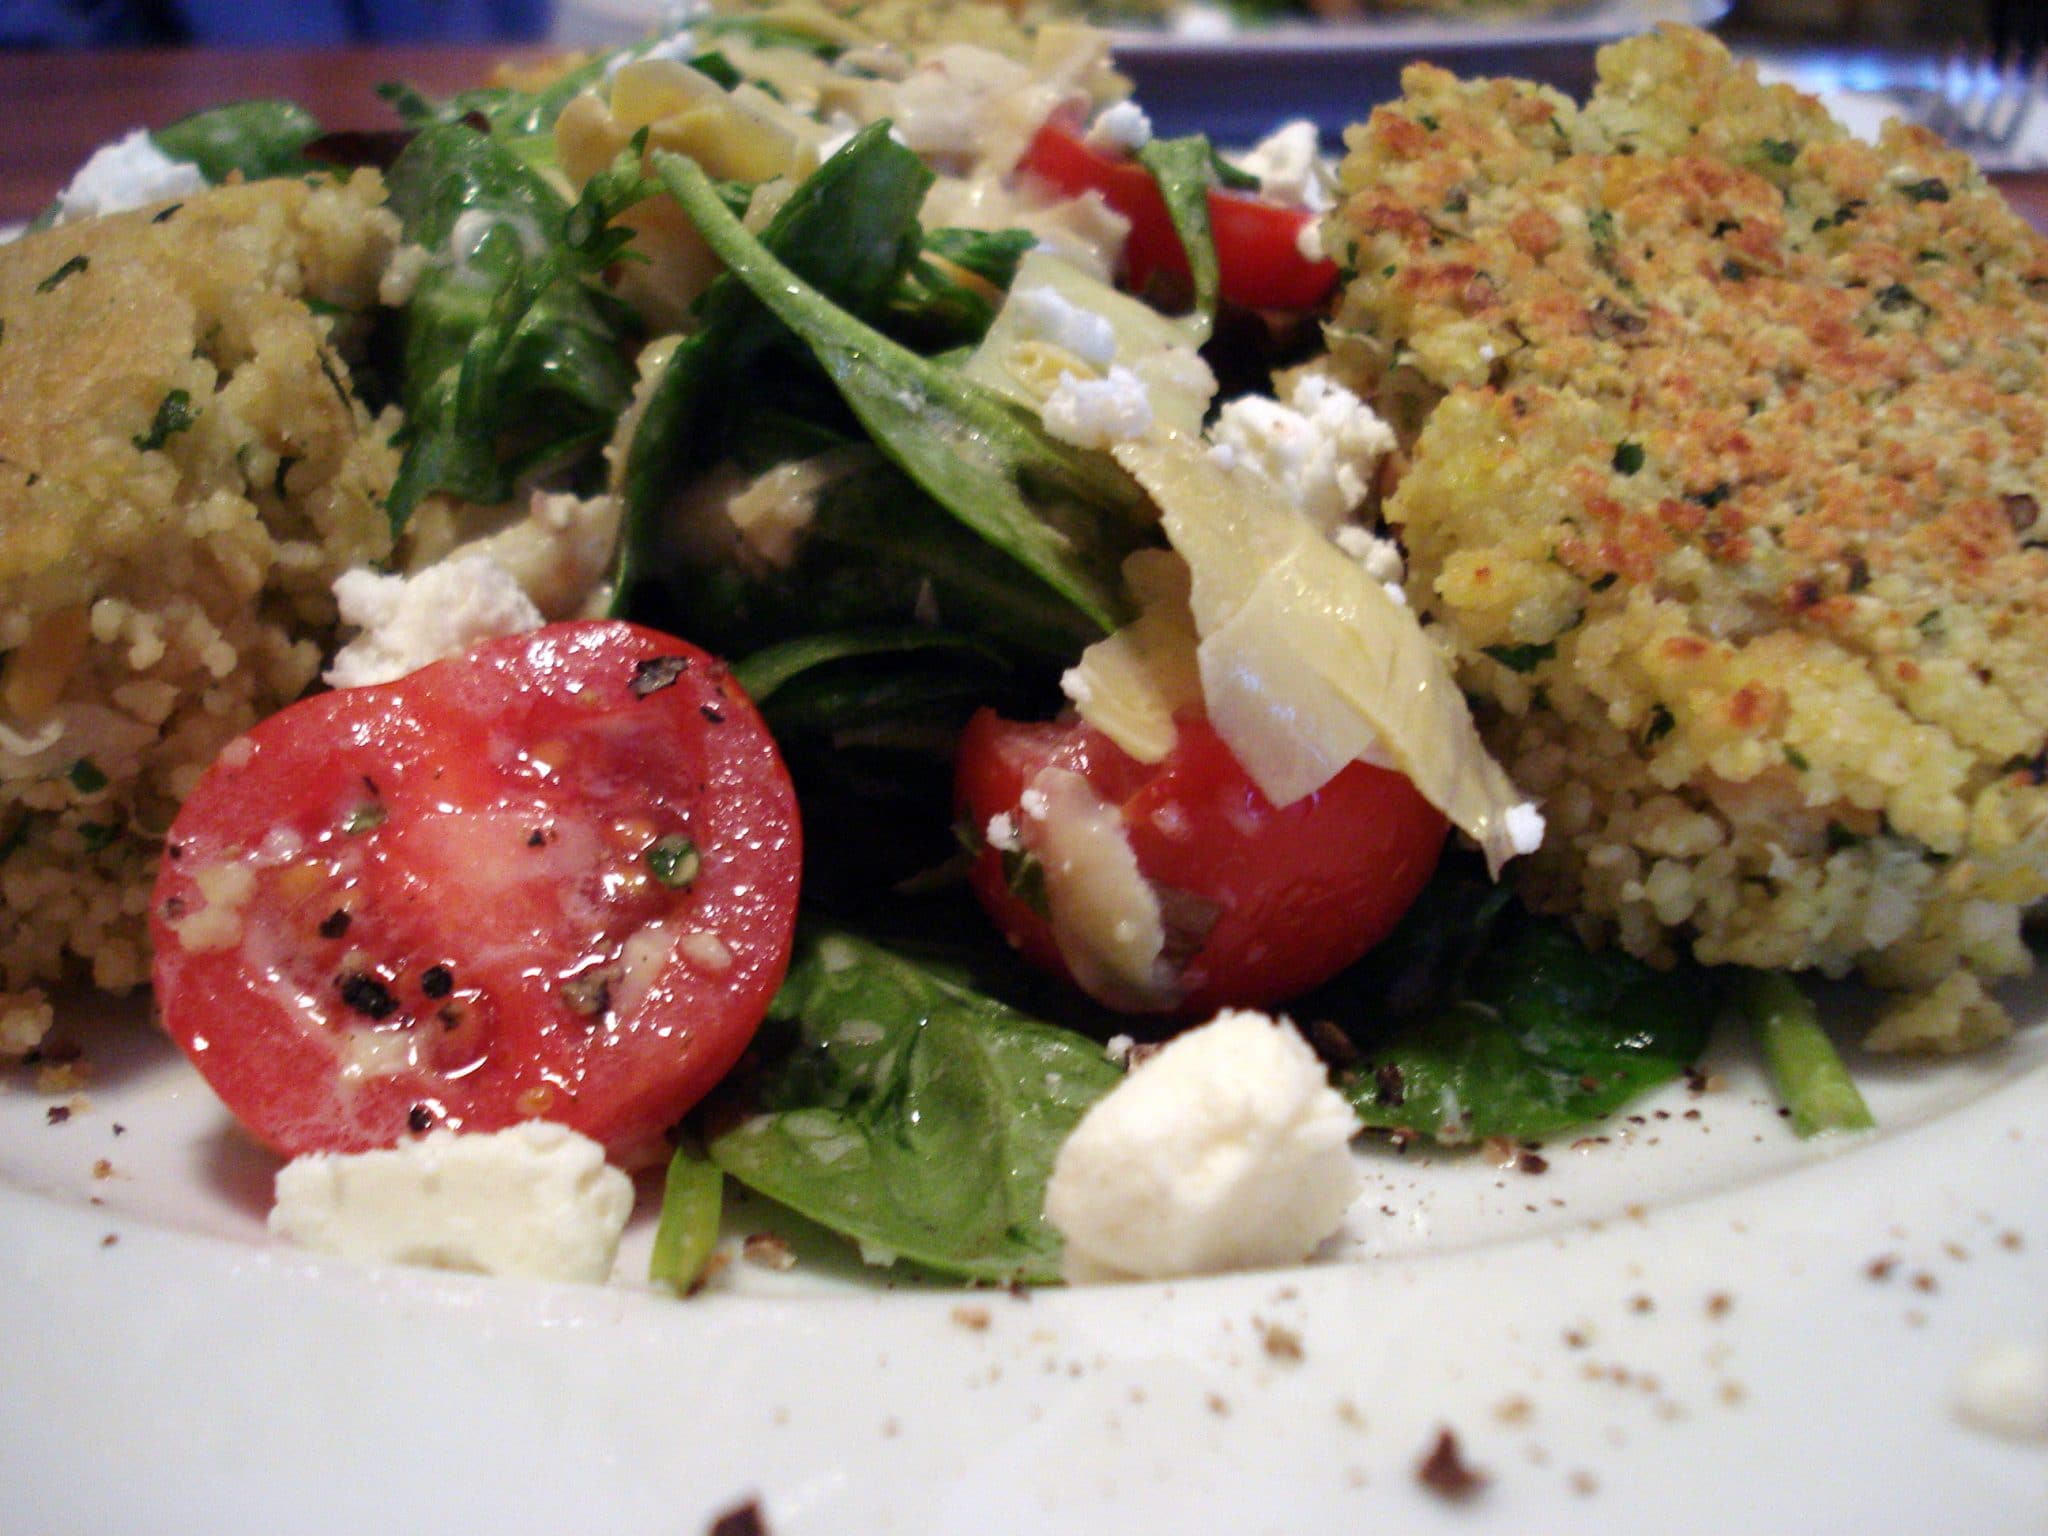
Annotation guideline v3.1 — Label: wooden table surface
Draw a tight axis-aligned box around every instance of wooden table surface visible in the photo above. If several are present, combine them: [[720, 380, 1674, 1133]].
[[1, 42, 2045, 227]]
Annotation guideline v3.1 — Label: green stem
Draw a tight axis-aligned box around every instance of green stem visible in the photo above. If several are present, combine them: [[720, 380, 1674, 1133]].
[[648, 1138, 723, 1295], [1737, 970, 1875, 1138]]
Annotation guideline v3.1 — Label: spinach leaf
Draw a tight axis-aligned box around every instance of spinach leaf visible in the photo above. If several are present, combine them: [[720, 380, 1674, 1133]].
[[612, 122, 934, 614], [704, 928, 1121, 1283], [882, 227, 1037, 352], [1134, 134, 1224, 321], [654, 145, 1149, 636], [1326, 865, 1718, 1141], [152, 99, 323, 183], [655, 448, 1106, 664], [381, 124, 649, 530], [733, 627, 1006, 704], [735, 624, 1035, 906]]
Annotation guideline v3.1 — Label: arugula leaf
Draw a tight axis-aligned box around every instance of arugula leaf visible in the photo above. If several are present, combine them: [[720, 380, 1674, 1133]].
[[378, 50, 611, 150], [704, 928, 1121, 1283], [381, 124, 649, 530], [152, 99, 323, 183], [655, 145, 1148, 635], [1323, 860, 1718, 1141], [1134, 134, 1224, 321]]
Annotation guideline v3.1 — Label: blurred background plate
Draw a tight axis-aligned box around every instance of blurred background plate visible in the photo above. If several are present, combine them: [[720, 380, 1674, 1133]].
[[555, 0, 1730, 140], [1113, 0, 1732, 139]]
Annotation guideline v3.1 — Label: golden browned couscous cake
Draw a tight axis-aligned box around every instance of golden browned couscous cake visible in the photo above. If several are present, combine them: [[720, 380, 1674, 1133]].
[[0, 174, 400, 1054], [1328, 25, 2048, 1048]]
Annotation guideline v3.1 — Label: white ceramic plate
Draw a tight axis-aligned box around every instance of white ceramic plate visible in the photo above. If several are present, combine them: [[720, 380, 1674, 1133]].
[[4, 972, 2044, 1534]]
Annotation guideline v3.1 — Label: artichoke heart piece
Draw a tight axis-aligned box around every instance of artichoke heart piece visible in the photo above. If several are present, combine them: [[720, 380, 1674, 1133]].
[[556, 57, 827, 328], [963, 250, 1212, 436], [1111, 435, 1532, 875], [1062, 548, 1201, 764]]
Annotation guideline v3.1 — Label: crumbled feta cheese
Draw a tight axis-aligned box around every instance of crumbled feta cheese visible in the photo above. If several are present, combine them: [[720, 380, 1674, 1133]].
[[1042, 366, 1154, 449], [1296, 216, 1326, 264], [269, 1122, 634, 1285], [324, 553, 543, 689], [1208, 373, 1397, 532], [1956, 1339, 2048, 1440], [1230, 120, 1332, 213], [1505, 801, 1546, 856], [464, 489, 622, 619], [1085, 101, 1153, 155], [1045, 1009, 1362, 1282], [54, 130, 206, 225], [985, 811, 1022, 852], [1332, 526, 1405, 587], [1010, 284, 1120, 369]]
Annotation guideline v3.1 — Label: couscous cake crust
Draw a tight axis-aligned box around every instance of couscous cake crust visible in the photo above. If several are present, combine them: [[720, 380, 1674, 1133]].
[[0, 175, 399, 1052], [1329, 25, 2048, 1047]]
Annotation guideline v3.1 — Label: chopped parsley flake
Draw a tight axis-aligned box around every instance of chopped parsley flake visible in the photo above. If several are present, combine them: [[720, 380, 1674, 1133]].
[[67, 758, 109, 795], [343, 801, 387, 835], [1901, 178, 1950, 204], [132, 388, 198, 452], [36, 255, 88, 294], [1758, 139, 1799, 166], [1644, 704, 1676, 745], [1612, 441, 1646, 476], [646, 834, 701, 889]]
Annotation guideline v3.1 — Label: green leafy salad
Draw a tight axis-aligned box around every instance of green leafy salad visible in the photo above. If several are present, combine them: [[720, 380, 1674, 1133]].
[[52, 1, 1877, 1291]]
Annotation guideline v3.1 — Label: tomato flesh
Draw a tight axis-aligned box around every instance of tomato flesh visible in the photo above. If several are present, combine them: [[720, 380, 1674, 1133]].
[[956, 708, 1446, 1016], [1017, 120, 1341, 312], [151, 621, 801, 1166]]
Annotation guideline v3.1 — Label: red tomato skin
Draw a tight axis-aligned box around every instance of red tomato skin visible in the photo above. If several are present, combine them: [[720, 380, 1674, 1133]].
[[151, 621, 801, 1167], [956, 709, 1446, 1016], [1017, 120, 1341, 312]]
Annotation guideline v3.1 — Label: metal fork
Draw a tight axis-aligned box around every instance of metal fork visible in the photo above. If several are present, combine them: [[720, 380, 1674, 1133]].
[[1919, 45, 2046, 156]]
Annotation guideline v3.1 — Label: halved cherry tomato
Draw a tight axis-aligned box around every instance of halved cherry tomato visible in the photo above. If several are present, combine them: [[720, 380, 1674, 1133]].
[[956, 708, 1445, 1016], [1017, 119, 1341, 312], [151, 620, 801, 1167]]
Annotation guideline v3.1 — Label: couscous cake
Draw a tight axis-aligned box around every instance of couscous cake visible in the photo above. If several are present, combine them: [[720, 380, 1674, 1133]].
[[0, 174, 400, 1053], [1327, 25, 2048, 1046]]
